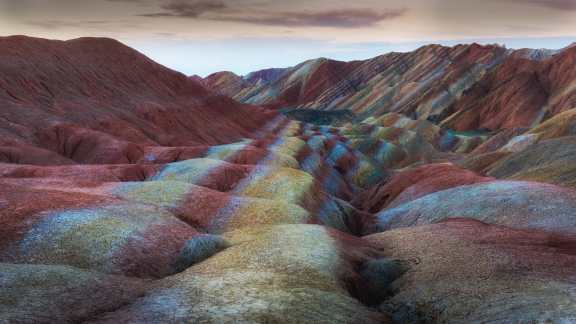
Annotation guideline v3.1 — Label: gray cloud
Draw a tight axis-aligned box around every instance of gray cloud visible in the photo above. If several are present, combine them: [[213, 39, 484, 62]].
[[507, 0, 576, 10], [139, 0, 227, 18], [139, 0, 407, 28], [213, 8, 408, 28]]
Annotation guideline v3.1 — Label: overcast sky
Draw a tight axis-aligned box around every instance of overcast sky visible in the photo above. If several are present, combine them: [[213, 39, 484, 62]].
[[1, 0, 575, 76]]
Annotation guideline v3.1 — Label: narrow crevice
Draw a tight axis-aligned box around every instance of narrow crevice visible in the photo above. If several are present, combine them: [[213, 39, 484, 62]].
[[346, 258, 409, 307]]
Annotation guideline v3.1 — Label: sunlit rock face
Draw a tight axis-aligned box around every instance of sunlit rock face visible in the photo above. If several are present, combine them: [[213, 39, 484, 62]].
[[2, 36, 576, 323]]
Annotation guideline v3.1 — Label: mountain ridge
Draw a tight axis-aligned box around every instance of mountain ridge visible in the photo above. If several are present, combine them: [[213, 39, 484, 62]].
[[204, 41, 576, 131]]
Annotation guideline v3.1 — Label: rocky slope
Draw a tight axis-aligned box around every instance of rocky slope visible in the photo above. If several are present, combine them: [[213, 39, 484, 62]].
[[0, 36, 275, 165], [206, 43, 576, 131], [2, 37, 576, 323]]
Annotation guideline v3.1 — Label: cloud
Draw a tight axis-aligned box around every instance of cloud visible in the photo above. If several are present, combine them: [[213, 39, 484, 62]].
[[213, 8, 408, 28], [139, 0, 407, 28], [139, 0, 227, 18], [507, 0, 576, 10]]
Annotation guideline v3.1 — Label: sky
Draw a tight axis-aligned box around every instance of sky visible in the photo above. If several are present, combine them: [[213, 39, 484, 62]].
[[0, 0, 575, 76]]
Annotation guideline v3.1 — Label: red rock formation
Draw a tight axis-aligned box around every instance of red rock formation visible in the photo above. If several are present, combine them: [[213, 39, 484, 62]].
[[0, 36, 275, 165], [208, 43, 509, 121], [443, 46, 576, 130], [353, 163, 492, 213], [209, 43, 576, 132]]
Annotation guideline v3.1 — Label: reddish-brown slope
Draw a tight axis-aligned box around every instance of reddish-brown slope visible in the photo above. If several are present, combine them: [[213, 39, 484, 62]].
[[441, 55, 546, 130], [210, 43, 576, 132], [0, 36, 275, 165], [352, 163, 492, 213], [209, 43, 507, 118], [278, 58, 361, 108], [443, 46, 576, 130]]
